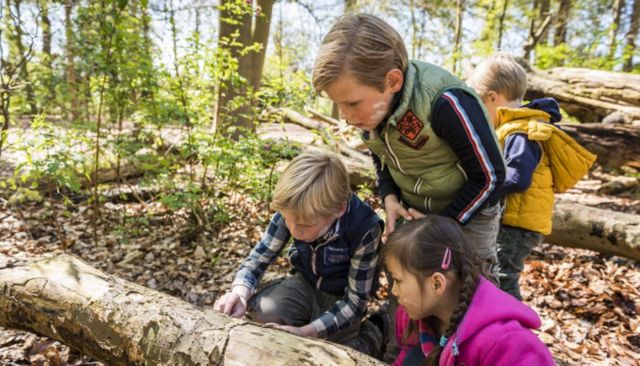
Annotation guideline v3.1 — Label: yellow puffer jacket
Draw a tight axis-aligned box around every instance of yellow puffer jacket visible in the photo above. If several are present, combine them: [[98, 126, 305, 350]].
[[495, 108, 596, 235]]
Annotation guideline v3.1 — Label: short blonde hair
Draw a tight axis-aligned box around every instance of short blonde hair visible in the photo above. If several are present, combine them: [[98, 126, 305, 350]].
[[271, 150, 351, 221], [466, 52, 527, 101], [313, 13, 408, 93]]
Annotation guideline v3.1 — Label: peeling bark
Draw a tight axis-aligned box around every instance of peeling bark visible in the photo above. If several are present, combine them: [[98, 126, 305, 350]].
[[0, 254, 384, 366]]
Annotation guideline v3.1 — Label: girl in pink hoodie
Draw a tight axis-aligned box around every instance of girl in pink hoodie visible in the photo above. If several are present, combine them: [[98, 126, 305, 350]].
[[382, 216, 555, 366]]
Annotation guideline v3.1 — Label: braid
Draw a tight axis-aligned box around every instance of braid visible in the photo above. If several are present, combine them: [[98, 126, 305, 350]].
[[423, 255, 480, 366]]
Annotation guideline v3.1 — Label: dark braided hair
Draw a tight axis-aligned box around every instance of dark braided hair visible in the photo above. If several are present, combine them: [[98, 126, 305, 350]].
[[381, 216, 482, 366]]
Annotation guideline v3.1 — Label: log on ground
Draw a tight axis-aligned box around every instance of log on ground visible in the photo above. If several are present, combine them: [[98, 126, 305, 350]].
[[0, 254, 384, 366], [546, 200, 640, 262]]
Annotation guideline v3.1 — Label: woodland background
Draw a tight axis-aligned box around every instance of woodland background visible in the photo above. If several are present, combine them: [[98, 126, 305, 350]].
[[0, 0, 639, 365]]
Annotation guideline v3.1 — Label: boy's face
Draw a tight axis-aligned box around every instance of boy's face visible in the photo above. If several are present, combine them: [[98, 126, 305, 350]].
[[280, 208, 343, 242], [324, 70, 403, 132]]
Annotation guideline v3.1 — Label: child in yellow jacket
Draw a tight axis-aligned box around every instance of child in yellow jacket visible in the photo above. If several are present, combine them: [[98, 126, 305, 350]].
[[467, 53, 596, 300]]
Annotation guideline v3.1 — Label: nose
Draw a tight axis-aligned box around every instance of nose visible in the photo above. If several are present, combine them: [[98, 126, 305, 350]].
[[391, 283, 399, 297], [339, 105, 352, 121]]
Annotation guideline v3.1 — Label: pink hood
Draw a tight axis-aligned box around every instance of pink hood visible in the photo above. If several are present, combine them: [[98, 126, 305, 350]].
[[439, 277, 555, 365]]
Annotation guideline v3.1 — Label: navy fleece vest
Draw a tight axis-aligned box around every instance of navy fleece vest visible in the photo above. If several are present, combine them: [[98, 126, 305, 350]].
[[288, 194, 383, 295]]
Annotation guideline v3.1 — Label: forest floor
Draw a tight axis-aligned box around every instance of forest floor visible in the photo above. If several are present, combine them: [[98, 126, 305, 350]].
[[0, 172, 639, 366]]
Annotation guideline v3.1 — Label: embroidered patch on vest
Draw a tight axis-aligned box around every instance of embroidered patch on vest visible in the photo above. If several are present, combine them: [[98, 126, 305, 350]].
[[397, 110, 424, 140], [399, 135, 428, 150], [324, 246, 350, 265]]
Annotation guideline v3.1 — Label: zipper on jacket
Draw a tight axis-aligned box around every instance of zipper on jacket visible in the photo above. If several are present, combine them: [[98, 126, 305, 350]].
[[311, 241, 332, 289], [383, 131, 407, 174]]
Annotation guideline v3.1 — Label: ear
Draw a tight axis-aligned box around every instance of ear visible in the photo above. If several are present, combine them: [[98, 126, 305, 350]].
[[335, 201, 348, 218], [384, 68, 404, 93], [431, 272, 448, 295], [486, 90, 498, 104]]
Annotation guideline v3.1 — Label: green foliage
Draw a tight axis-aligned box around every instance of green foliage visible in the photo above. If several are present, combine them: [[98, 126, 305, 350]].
[[10, 115, 92, 194]]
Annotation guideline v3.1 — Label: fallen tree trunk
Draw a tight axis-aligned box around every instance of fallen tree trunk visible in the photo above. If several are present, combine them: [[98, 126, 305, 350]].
[[525, 67, 640, 124], [558, 123, 640, 170], [546, 200, 640, 261], [0, 254, 383, 366]]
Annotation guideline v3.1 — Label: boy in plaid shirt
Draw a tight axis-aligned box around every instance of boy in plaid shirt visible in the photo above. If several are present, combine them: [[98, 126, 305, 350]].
[[215, 150, 384, 356]]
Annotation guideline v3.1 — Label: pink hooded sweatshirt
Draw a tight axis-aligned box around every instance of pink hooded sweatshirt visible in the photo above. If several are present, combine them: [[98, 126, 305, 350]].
[[394, 277, 555, 366]]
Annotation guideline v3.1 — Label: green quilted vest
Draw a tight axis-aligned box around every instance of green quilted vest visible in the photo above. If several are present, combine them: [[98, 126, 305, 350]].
[[363, 60, 496, 213]]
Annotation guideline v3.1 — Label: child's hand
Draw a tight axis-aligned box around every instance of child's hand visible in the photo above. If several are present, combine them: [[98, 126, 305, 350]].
[[383, 194, 414, 241], [214, 285, 251, 317], [407, 208, 426, 219]]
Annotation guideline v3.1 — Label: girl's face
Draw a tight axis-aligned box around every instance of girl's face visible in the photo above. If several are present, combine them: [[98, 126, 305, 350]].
[[387, 256, 443, 320], [323, 70, 403, 132]]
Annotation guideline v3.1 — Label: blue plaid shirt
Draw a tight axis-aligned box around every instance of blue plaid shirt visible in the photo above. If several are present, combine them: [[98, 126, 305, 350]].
[[232, 210, 382, 338]]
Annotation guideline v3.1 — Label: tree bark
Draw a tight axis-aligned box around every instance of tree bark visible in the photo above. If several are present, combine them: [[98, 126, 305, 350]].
[[553, 0, 573, 47], [250, 0, 275, 92], [624, 0, 640, 71], [608, 0, 625, 60], [64, 0, 79, 121], [39, 0, 55, 103], [524, 66, 640, 123], [10, 0, 37, 116], [452, 0, 464, 74], [496, 0, 509, 50], [557, 123, 640, 170], [0, 254, 384, 366], [546, 200, 640, 261]]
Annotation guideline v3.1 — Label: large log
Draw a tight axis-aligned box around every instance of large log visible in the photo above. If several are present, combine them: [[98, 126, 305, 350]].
[[525, 67, 640, 124], [546, 200, 640, 261], [0, 254, 383, 366], [557, 123, 640, 170]]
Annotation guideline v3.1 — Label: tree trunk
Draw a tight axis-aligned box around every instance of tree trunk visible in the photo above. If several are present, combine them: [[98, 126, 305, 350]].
[[557, 123, 640, 170], [496, 0, 509, 50], [452, 0, 464, 74], [624, 0, 640, 71], [546, 200, 640, 261], [10, 0, 37, 116], [0, 254, 384, 366], [524, 66, 640, 123], [64, 0, 79, 121], [608, 0, 625, 60], [216, 0, 258, 138], [39, 0, 55, 103], [553, 0, 572, 47], [250, 0, 275, 92]]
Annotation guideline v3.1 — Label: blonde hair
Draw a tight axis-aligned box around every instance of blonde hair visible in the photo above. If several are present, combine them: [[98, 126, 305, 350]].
[[466, 52, 527, 101], [271, 150, 351, 221], [312, 13, 408, 93]]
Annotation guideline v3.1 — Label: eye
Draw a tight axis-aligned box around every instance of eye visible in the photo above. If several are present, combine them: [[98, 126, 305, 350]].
[[348, 101, 359, 107]]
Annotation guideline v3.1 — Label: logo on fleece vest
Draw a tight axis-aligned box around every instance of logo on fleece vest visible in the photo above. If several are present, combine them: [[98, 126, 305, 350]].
[[324, 245, 350, 264], [397, 110, 428, 150]]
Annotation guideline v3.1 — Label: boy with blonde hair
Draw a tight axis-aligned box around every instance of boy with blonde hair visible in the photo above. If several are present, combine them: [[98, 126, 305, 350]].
[[314, 14, 506, 362], [467, 52, 596, 300], [313, 13, 506, 279], [214, 150, 385, 355]]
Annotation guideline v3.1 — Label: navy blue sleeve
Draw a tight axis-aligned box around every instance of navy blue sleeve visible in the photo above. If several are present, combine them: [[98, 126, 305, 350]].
[[502, 134, 542, 194], [371, 151, 401, 200], [430, 89, 506, 225]]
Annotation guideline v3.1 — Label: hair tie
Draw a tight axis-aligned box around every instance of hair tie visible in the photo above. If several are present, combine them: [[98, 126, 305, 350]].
[[441, 247, 452, 270], [439, 335, 448, 347]]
